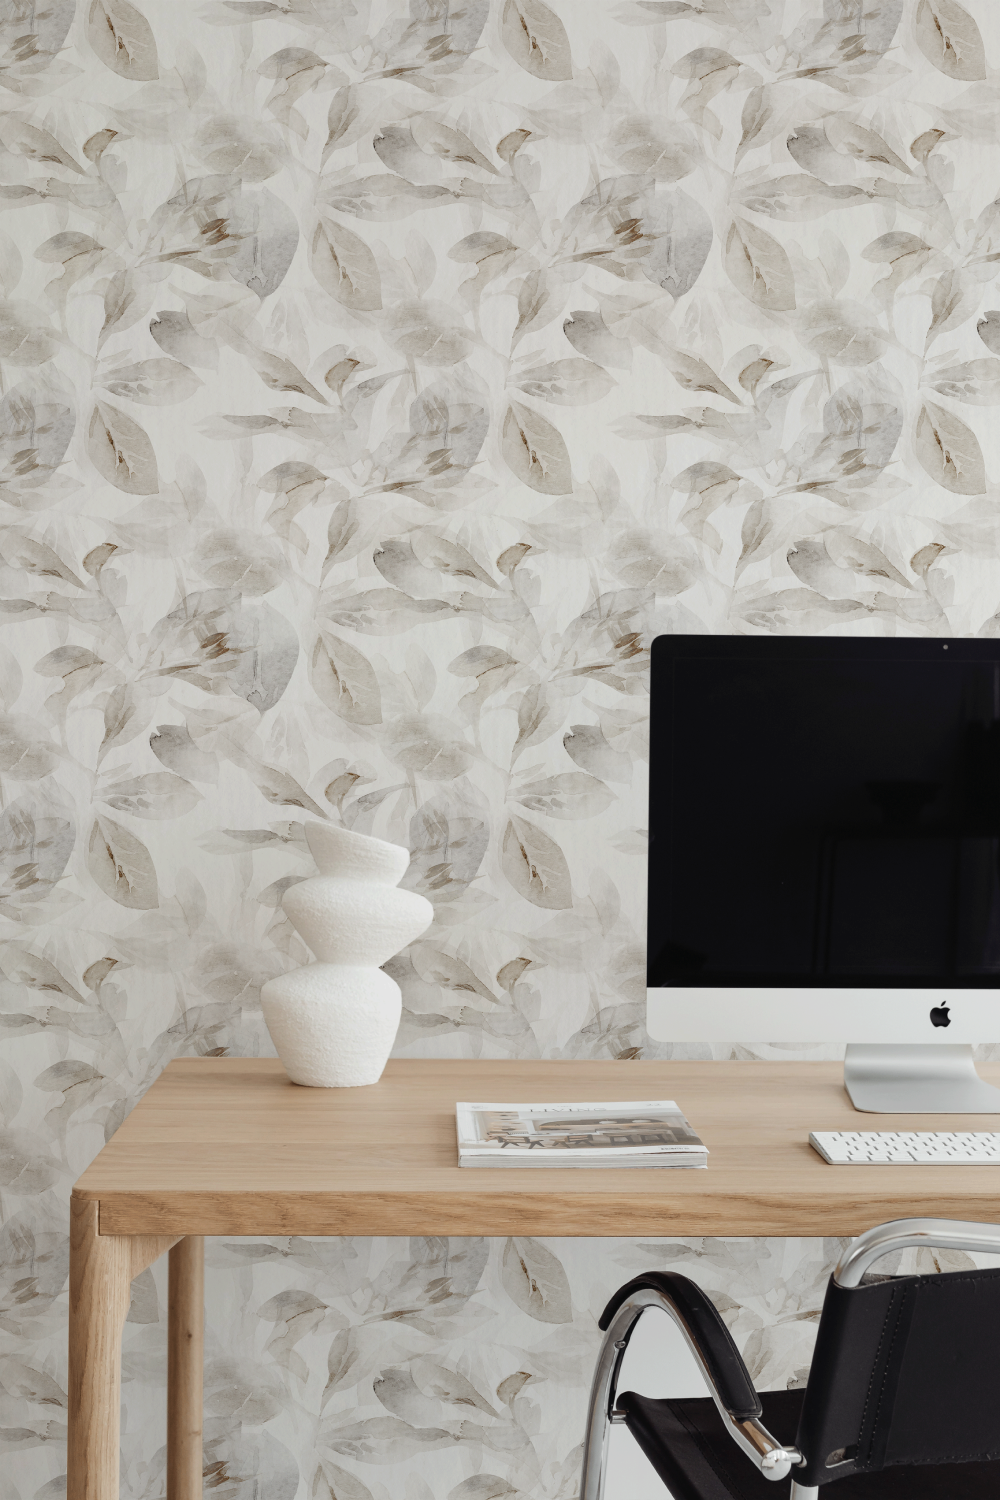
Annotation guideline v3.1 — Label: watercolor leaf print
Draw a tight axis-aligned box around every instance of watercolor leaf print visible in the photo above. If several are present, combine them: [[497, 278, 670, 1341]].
[[511, 358, 615, 406], [311, 220, 383, 313], [724, 218, 796, 310], [97, 772, 202, 820], [0, 717, 59, 779], [501, 403, 573, 494], [87, 0, 159, 80], [562, 309, 632, 369], [736, 85, 773, 165], [500, 1238, 572, 1323], [501, 0, 573, 81], [98, 359, 202, 406], [510, 772, 615, 819], [915, 401, 987, 494], [87, 401, 159, 494], [6, 0, 1000, 1495], [501, 816, 572, 909], [929, 359, 1000, 404], [914, 0, 986, 81], [87, 815, 159, 909], [149, 310, 219, 369], [311, 633, 383, 726]]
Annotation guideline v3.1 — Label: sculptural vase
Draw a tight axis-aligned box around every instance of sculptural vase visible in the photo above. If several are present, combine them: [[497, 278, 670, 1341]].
[[260, 824, 433, 1087]]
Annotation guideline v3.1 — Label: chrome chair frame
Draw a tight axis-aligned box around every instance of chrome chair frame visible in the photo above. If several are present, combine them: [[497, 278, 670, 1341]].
[[580, 1216, 1000, 1500]]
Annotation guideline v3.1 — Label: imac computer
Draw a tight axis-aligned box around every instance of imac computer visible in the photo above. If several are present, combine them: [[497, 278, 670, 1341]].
[[646, 635, 1000, 1112]]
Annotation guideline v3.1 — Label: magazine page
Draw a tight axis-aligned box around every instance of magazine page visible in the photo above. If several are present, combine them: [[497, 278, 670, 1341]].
[[456, 1100, 707, 1159]]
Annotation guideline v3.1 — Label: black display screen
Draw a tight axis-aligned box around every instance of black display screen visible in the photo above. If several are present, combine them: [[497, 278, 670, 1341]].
[[648, 637, 1000, 989]]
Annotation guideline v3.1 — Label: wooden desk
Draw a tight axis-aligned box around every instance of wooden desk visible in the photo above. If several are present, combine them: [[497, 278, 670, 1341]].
[[68, 1057, 1000, 1500]]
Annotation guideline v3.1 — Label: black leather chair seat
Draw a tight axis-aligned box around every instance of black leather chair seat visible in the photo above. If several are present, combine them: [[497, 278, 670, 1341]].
[[619, 1388, 1000, 1499]]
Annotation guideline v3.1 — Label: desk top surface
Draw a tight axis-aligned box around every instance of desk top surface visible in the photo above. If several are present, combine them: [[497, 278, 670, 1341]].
[[73, 1057, 1000, 1237]]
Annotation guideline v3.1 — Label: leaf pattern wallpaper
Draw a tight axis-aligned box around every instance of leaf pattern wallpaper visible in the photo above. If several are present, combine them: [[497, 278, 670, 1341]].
[[4, 0, 1000, 1495]]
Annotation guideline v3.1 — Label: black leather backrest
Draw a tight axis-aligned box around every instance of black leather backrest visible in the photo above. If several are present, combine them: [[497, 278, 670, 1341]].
[[794, 1265, 1000, 1488]]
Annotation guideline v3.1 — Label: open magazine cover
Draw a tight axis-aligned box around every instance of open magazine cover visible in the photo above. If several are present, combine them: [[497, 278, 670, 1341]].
[[456, 1100, 708, 1168]]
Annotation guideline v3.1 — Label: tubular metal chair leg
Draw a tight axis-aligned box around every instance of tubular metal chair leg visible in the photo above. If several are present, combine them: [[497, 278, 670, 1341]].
[[580, 1304, 632, 1500], [790, 1486, 818, 1499]]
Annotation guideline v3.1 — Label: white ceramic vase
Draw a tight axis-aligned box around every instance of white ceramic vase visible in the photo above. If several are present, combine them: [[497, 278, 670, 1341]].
[[260, 824, 433, 1087]]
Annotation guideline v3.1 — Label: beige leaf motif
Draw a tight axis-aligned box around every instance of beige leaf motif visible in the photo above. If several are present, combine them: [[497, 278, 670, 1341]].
[[501, 402, 572, 495], [385, 301, 473, 365], [511, 772, 615, 819], [0, 715, 59, 779], [410, 117, 497, 174], [98, 270, 141, 351], [735, 175, 868, 222], [929, 358, 1000, 405], [925, 269, 974, 351], [149, 310, 219, 371], [87, 0, 159, 80], [724, 219, 795, 312], [449, 232, 517, 263], [665, 352, 741, 403], [500, 0, 573, 82], [911, 542, 949, 577], [99, 358, 201, 406], [911, 128, 946, 163], [311, 633, 382, 725], [978, 312, 1000, 355], [99, 772, 202, 820], [87, 815, 159, 909], [501, 815, 572, 909], [383, 715, 473, 780], [0, 301, 57, 365], [736, 85, 772, 165], [500, 1237, 572, 1322], [87, 401, 159, 495], [513, 358, 615, 405], [3, 121, 84, 175], [562, 309, 632, 370], [497, 128, 532, 163], [311, 220, 382, 312], [825, 119, 911, 175], [915, 401, 987, 494], [914, 0, 986, 81], [607, 115, 696, 179], [673, 47, 740, 137], [737, 497, 774, 578], [83, 129, 118, 164], [511, 269, 557, 350], [322, 88, 365, 165], [800, 301, 887, 366], [824, 532, 911, 589]]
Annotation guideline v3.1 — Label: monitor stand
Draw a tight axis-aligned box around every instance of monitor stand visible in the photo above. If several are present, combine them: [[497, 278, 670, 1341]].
[[845, 1044, 1000, 1113]]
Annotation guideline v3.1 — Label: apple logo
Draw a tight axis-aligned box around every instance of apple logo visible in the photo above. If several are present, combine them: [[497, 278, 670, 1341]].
[[930, 1004, 951, 1028]]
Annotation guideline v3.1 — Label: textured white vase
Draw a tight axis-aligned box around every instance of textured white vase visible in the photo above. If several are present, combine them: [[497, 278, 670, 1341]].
[[260, 824, 433, 1087]]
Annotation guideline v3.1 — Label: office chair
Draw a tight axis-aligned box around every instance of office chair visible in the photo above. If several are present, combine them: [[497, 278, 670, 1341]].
[[580, 1217, 1000, 1499]]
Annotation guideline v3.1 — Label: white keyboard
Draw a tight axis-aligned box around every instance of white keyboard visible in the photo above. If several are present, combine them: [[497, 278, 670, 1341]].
[[810, 1131, 1000, 1165]]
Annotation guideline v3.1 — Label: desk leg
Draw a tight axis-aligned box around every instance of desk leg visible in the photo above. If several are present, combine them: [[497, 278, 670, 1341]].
[[167, 1237, 204, 1500], [68, 1197, 132, 1500]]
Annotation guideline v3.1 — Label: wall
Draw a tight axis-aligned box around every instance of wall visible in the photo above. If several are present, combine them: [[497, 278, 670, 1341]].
[[2, 0, 999, 1497]]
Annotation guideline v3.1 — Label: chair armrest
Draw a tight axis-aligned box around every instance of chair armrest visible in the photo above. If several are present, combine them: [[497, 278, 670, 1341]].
[[580, 1277, 803, 1499], [599, 1271, 761, 1420]]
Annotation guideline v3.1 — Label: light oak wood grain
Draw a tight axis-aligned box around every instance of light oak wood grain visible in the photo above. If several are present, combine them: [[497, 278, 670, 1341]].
[[168, 1238, 203, 1500], [72, 1058, 1000, 1238], [67, 1200, 134, 1500], [131, 1234, 182, 1278]]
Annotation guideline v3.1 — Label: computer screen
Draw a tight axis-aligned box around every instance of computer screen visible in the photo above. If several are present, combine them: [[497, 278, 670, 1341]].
[[648, 636, 1000, 993]]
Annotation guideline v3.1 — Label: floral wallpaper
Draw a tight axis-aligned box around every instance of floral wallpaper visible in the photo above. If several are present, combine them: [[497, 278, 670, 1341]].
[[2, 0, 1000, 1495]]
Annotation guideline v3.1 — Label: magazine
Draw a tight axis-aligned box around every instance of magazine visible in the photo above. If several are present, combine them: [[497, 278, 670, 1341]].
[[455, 1100, 708, 1168]]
